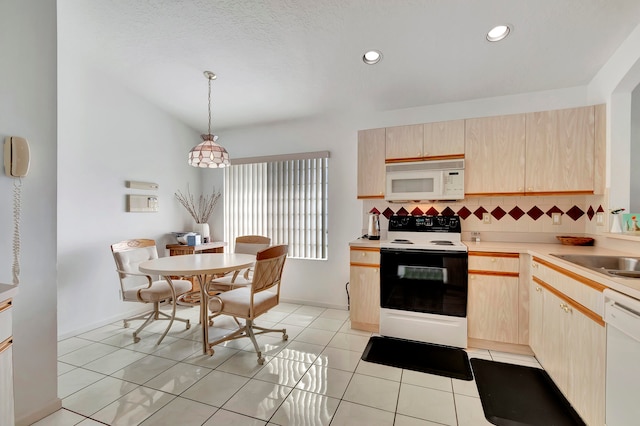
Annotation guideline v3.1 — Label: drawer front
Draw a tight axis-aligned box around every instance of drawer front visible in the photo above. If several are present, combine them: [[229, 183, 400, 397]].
[[350, 248, 380, 265], [469, 253, 519, 273], [532, 259, 603, 316], [0, 299, 12, 343]]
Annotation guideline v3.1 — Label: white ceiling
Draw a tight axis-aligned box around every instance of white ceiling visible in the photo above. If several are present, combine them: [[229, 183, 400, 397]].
[[61, 0, 640, 131]]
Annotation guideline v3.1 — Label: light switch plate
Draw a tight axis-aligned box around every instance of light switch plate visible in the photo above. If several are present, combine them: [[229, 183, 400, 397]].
[[596, 212, 605, 226], [126, 194, 159, 212], [552, 212, 562, 225], [482, 212, 491, 224]]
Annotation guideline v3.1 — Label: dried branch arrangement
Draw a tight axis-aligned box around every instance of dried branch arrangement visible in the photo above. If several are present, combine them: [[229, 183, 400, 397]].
[[175, 185, 221, 224]]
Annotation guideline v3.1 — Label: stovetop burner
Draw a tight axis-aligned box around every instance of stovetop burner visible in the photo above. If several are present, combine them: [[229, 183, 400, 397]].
[[391, 239, 413, 244], [430, 240, 454, 245]]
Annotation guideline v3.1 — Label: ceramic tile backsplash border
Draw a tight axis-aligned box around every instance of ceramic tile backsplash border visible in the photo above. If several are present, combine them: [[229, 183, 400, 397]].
[[362, 195, 608, 238]]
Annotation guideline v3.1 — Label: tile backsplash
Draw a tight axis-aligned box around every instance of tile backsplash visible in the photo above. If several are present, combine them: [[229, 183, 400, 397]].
[[362, 195, 607, 241]]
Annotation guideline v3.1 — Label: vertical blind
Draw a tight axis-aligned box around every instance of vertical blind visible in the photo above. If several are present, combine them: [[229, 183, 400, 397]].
[[224, 152, 329, 260]]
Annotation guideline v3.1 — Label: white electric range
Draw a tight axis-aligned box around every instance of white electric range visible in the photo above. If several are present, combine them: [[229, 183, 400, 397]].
[[379, 215, 469, 348]]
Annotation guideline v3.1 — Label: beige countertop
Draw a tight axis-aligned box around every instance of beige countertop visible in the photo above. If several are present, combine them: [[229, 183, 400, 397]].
[[348, 238, 640, 301], [0, 283, 18, 301]]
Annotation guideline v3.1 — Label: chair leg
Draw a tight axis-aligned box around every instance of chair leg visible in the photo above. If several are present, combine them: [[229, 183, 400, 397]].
[[125, 300, 191, 345], [155, 297, 191, 345], [252, 324, 288, 342], [245, 319, 264, 365]]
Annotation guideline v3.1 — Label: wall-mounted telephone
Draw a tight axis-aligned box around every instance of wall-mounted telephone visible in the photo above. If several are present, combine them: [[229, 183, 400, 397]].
[[4, 136, 30, 177]]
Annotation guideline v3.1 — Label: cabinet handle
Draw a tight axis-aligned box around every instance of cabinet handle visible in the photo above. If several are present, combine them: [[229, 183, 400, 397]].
[[532, 263, 538, 269], [374, 268, 378, 273], [491, 258, 496, 262], [563, 304, 572, 314], [535, 286, 541, 292], [527, 187, 534, 191], [361, 252, 366, 257]]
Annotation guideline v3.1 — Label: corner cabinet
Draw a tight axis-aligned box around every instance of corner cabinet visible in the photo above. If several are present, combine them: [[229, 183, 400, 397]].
[[0, 289, 15, 426], [530, 257, 605, 426], [357, 128, 386, 199], [525, 106, 595, 194], [349, 246, 380, 332]]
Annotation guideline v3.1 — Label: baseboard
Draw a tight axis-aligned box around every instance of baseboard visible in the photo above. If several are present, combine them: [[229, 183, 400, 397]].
[[468, 337, 534, 355], [16, 397, 62, 426], [279, 297, 348, 311]]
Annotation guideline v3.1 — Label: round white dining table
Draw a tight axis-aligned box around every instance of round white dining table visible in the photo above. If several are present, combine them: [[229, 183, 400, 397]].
[[139, 253, 255, 354]]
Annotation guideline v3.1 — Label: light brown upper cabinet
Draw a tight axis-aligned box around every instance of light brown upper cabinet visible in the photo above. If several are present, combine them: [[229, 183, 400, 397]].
[[357, 128, 386, 199], [525, 106, 595, 194], [423, 120, 465, 159], [386, 121, 465, 162], [385, 124, 423, 161], [465, 114, 526, 196]]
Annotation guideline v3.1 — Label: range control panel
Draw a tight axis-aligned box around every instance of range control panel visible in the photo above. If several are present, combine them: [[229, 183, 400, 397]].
[[388, 215, 461, 233]]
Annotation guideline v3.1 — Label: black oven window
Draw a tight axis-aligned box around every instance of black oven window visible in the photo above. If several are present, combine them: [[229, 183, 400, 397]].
[[380, 249, 468, 317]]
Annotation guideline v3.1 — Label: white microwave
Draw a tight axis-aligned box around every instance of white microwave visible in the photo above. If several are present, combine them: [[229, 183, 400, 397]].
[[385, 159, 465, 202]]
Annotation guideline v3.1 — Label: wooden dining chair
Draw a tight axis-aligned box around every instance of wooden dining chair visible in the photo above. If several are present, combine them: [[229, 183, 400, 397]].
[[206, 244, 288, 364], [110, 239, 192, 345], [209, 235, 271, 292]]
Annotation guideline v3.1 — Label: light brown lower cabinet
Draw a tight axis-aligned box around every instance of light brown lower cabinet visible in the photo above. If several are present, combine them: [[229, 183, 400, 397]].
[[530, 276, 605, 426], [0, 297, 14, 426], [468, 252, 521, 345], [349, 247, 380, 332]]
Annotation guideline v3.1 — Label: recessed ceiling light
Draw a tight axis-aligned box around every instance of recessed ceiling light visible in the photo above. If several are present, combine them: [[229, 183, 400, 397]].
[[486, 25, 511, 42], [363, 50, 382, 65]]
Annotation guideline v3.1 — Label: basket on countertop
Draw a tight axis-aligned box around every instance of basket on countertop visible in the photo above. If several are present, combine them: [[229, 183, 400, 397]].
[[556, 236, 595, 246]]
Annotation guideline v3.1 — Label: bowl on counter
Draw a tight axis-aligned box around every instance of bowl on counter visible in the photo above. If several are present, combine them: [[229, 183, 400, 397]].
[[556, 236, 595, 246]]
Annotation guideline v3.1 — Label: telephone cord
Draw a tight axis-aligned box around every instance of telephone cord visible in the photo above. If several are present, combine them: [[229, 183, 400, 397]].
[[12, 178, 22, 285]]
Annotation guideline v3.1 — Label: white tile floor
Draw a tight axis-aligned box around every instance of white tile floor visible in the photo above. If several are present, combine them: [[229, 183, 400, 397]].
[[36, 303, 542, 426]]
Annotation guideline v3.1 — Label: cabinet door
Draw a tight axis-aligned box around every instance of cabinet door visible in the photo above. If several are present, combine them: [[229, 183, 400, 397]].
[[357, 128, 386, 199], [540, 289, 570, 395], [468, 274, 519, 343], [525, 106, 594, 193], [565, 304, 605, 426], [349, 265, 380, 332], [423, 120, 464, 158], [528, 280, 544, 358], [385, 124, 423, 161], [464, 114, 526, 195], [0, 343, 13, 426]]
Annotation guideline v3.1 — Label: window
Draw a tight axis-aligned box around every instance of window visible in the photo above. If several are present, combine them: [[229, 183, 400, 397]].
[[224, 151, 329, 260]]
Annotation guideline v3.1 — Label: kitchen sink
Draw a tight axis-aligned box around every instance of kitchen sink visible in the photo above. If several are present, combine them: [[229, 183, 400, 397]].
[[550, 254, 640, 278]]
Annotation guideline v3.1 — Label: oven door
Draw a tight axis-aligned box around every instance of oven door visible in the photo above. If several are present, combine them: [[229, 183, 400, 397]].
[[380, 248, 468, 317]]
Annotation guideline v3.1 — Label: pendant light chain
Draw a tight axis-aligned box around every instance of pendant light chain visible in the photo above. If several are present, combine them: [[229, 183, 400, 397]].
[[207, 75, 212, 136]]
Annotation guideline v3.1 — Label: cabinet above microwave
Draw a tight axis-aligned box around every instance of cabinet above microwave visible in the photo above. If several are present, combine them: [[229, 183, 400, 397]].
[[385, 159, 465, 202]]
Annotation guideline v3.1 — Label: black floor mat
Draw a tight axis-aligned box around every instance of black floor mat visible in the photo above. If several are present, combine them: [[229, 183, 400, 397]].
[[471, 358, 585, 426], [361, 336, 473, 380]]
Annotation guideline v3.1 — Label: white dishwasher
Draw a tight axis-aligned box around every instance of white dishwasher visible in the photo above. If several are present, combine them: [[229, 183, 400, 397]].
[[604, 288, 640, 426]]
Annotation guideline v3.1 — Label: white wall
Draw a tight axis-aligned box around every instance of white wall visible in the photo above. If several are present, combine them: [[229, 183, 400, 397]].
[[630, 83, 640, 211], [588, 22, 640, 210], [0, 1, 59, 424], [56, 50, 205, 336]]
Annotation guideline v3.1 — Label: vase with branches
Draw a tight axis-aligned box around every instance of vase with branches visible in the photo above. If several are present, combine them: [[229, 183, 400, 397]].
[[175, 185, 221, 242]]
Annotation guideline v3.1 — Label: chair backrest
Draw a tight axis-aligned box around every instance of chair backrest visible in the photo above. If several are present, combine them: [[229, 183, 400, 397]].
[[234, 235, 271, 255], [110, 239, 158, 290], [251, 245, 288, 294]]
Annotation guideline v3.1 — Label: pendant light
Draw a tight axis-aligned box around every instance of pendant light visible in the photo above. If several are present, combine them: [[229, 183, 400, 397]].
[[188, 71, 230, 168]]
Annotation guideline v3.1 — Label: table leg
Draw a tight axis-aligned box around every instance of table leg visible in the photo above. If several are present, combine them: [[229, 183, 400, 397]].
[[197, 274, 211, 355]]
